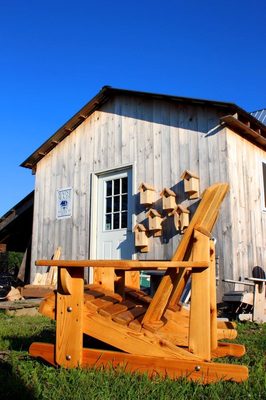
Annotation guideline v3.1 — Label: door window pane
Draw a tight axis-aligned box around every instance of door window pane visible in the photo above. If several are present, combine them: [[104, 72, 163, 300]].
[[113, 213, 120, 229], [114, 179, 120, 195], [122, 177, 127, 193], [121, 212, 127, 228], [122, 194, 127, 211], [104, 176, 129, 230], [105, 214, 112, 230], [113, 196, 120, 212], [106, 197, 112, 213], [106, 180, 112, 196]]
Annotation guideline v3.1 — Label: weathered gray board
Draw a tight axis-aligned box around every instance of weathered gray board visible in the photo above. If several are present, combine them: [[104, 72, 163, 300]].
[[30, 94, 266, 298]]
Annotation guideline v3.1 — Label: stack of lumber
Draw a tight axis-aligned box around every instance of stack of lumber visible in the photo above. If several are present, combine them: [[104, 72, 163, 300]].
[[21, 247, 61, 298]]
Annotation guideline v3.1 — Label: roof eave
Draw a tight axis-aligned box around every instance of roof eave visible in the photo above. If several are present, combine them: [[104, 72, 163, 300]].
[[21, 86, 266, 170], [221, 114, 266, 149]]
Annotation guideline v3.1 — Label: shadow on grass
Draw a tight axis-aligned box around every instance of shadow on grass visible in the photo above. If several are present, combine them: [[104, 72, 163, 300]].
[[0, 359, 36, 400], [3, 328, 56, 352]]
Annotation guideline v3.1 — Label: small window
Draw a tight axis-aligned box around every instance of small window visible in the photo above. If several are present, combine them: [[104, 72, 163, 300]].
[[262, 161, 266, 211], [104, 176, 128, 230]]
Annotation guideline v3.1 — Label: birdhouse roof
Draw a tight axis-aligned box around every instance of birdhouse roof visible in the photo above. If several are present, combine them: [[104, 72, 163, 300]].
[[138, 182, 156, 191], [160, 187, 176, 197], [176, 204, 190, 214], [180, 170, 199, 180], [146, 208, 162, 218], [133, 223, 147, 232]]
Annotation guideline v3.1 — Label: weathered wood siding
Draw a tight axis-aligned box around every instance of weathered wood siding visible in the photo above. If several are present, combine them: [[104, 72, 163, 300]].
[[31, 94, 248, 297], [225, 128, 266, 288]]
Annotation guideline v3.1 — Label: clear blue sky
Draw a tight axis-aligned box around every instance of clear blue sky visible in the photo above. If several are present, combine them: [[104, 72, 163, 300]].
[[0, 0, 265, 216]]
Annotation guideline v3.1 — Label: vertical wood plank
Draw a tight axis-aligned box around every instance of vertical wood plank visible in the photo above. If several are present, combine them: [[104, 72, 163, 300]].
[[125, 271, 140, 289], [93, 267, 115, 291], [253, 281, 265, 323], [209, 239, 218, 350], [189, 230, 211, 360], [56, 267, 84, 367]]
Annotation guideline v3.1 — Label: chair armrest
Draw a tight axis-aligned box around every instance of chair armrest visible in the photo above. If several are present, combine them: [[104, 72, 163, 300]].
[[35, 259, 210, 270]]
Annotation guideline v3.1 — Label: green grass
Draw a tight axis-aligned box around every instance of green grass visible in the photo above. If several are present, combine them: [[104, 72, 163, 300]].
[[0, 311, 265, 400]]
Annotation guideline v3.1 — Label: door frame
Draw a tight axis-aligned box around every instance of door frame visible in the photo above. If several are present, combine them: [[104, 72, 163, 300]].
[[89, 163, 137, 283]]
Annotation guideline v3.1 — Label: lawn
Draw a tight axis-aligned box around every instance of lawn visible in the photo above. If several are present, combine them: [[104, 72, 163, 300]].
[[0, 311, 265, 400]]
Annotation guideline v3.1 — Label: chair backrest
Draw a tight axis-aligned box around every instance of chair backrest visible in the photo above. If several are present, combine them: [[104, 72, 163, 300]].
[[142, 183, 229, 325]]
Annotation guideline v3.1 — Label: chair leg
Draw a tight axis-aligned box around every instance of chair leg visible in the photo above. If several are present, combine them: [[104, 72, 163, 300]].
[[55, 266, 84, 367], [189, 230, 211, 361], [210, 240, 218, 350]]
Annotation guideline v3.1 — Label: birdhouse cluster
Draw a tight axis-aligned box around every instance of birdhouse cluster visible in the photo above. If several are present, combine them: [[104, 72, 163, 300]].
[[134, 173, 199, 252]]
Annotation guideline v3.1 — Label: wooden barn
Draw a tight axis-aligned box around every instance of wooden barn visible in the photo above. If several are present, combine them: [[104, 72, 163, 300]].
[[21, 87, 266, 299]]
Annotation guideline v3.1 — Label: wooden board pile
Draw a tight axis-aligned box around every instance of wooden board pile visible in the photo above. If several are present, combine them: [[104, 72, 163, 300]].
[[20, 247, 61, 298]]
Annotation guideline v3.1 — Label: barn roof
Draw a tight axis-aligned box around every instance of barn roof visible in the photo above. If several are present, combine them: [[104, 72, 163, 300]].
[[250, 109, 266, 125], [21, 86, 266, 169]]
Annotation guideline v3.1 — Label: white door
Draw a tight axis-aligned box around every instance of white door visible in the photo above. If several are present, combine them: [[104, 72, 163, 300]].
[[96, 169, 134, 260]]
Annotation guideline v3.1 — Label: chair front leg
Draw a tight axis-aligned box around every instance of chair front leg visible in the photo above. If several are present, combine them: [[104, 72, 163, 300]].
[[56, 266, 84, 367]]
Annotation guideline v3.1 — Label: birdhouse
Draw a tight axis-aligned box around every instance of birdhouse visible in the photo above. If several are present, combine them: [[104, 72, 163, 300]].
[[138, 182, 156, 205], [146, 209, 163, 237], [180, 170, 200, 199], [172, 205, 190, 232], [160, 188, 176, 212], [134, 224, 149, 252]]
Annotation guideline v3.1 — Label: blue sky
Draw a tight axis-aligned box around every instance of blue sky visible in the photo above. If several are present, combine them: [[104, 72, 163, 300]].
[[0, 0, 265, 216]]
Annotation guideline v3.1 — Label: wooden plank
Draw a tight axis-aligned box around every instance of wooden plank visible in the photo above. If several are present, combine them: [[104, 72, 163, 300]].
[[83, 311, 201, 360], [45, 246, 61, 285], [84, 286, 122, 302], [167, 268, 190, 311], [209, 240, 218, 350], [39, 292, 56, 319], [128, 318, 143, 332], [36, 260, 209, 269], [29, 343, 249, 383], [55, 267, 84, 367], [125, 271, 140, 289], [17, 248, 28, 282], [98, 300, 136, 317], [112, 305, 146, 325], [125, 288, 152, 304], [21, 285, 55, 298], [141, 275, 174, 325], [211, 342, 246, 358], [84, 289, 105, 300], [86, 296, 119, 312], [252, 281, 266, 323], [93, 266, 115, 291], [188, 230, 211, 360]]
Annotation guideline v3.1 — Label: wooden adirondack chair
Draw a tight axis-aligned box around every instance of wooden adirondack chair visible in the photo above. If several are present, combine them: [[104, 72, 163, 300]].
[[29, 183, 248, 383]]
